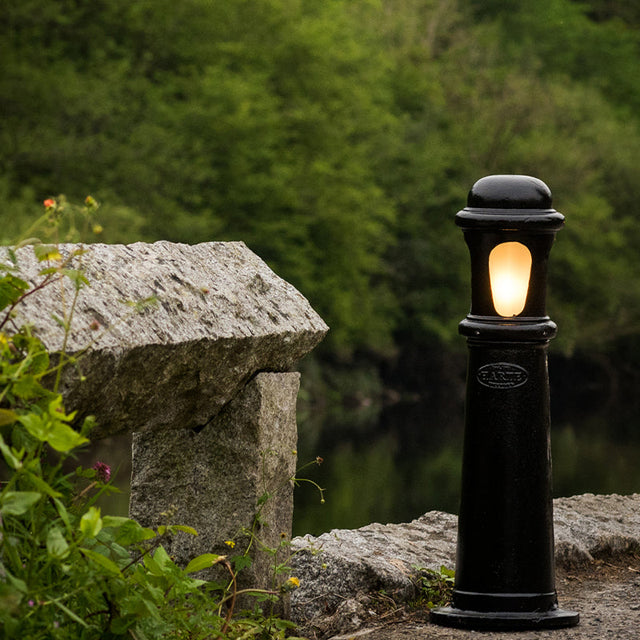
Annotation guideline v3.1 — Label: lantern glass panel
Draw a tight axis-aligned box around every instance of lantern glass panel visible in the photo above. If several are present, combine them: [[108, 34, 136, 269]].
[[489, 241, 532, 317]]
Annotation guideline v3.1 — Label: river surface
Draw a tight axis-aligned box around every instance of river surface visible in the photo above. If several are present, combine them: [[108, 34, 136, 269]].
[[83, 355, 640, 538], [292, 354, 640, 536]]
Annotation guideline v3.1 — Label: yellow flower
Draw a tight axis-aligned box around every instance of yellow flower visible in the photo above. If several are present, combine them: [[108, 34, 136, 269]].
[[280, 576, 300, 593], [224, 540, 236, 549], [92, 224, 104, 235]]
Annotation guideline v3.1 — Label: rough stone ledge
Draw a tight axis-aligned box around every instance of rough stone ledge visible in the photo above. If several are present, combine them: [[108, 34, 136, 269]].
[[289, 493, 640, 638], [4, 241, 328, 437], [554, 493, 640, 566]]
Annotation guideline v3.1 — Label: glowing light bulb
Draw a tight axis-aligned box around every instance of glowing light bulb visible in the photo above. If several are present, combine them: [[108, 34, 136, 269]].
[[489, 242, 532, 317]]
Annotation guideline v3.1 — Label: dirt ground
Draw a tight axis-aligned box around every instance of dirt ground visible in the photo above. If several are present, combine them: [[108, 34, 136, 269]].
[[326, 556, 640, 640]]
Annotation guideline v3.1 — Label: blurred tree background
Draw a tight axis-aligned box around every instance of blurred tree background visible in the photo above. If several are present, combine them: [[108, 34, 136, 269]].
[[3, 0, 640, 532]]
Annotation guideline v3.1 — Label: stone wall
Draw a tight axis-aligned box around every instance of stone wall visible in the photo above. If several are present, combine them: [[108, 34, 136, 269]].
[[6, 240, 328, 591]]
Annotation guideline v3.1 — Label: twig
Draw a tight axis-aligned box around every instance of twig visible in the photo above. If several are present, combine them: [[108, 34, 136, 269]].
[[220, 559, 237, 635]]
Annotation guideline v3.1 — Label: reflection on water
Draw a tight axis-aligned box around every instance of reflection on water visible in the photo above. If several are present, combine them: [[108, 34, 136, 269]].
[[292, 363, 640, 536], [82, 357, 640, 539], [293, 397, 464, 536]]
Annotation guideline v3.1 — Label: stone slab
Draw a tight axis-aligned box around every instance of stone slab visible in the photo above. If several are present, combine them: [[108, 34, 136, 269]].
[[130, 371, 299, 592], [554, 493, 640, 566], [5, 241, 327, 437], [290, 510, 458, 628]]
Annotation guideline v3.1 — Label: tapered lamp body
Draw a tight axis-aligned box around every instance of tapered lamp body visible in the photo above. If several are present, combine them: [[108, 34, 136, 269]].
[[430, 175, 579, 630]]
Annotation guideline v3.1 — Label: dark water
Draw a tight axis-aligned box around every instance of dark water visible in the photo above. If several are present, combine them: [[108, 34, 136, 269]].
[[292, 354, 640, 536], [83, 355, 640, 538]]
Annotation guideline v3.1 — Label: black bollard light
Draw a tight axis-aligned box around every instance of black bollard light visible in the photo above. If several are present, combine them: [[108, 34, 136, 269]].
[[430, 175, 580, 630]]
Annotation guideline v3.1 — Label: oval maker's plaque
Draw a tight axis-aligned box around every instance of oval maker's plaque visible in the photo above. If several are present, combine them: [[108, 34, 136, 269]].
[[477, 362, 529, 389]]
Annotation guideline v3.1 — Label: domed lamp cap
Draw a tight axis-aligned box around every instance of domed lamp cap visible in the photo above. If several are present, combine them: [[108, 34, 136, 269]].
[[456, 175, 564, 230], [468, 175, 552, 209]]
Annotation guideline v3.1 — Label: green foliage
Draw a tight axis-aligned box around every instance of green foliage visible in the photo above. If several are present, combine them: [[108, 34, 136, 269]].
[[411, 565, 455, 609], [3, 0, 640, 360]]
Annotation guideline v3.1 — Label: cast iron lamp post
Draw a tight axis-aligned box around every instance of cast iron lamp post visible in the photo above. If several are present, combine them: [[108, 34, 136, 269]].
[[430, 175, 580, 630]]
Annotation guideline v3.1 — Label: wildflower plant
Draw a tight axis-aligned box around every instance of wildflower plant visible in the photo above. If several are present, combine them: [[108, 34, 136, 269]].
[[412, 565, 455, 610], [0, 197, 310, 639]]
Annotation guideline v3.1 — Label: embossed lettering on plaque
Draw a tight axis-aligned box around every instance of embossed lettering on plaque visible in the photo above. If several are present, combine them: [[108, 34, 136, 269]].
[[477, 362, 529, 389]]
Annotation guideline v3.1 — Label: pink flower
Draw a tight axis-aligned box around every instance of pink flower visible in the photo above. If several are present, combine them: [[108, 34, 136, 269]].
[[43, 198, 56, 209], [93, 461, 111, 483]]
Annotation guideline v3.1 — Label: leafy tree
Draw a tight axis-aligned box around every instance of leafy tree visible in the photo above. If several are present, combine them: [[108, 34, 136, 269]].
[[3, 0, 640, 363]]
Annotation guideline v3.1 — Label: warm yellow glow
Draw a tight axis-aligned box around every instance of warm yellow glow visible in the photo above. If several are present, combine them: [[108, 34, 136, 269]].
[[489, 242, 532, 317]]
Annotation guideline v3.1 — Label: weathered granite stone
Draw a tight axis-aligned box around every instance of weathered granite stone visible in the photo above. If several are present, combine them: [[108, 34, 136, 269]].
[[554, 493, 640, 566], [289, 510, 458, 629], [130, 372, 299, 593], [6, 241, 327, 437], [289, 493, 640, 636]]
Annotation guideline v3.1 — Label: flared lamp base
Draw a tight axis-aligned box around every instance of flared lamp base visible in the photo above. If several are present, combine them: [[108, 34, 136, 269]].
[[430, 606, 579, 631]]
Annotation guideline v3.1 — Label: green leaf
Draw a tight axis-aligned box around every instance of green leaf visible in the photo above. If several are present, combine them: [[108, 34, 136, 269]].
[[4, 569, 27, 594], [47, 526, 70, 559], [151, 546, 175, 572], [0, 433, 22, 469], [51, 598, 90, 627], [440, 565, 455, 579], [231, 554, 252, 572], [0, 274, 29, 311], [79, 547, 122, 576], [0, 409, 18, 427], [156, 523, 197, 536], [168, 524, 198, 536], [25, 471, 62, 498], [53, 498, 72, 532], [51, 313, 68, 330], [12, 375, 44, 401], [33, 244, 62, 262], [184, 553, 224, 574], [47, 396, 75, 421], [257, 491, 271, 506], [46, 421, 89, 452], [142, 554, 164, 577], [26, 347, 50, 376], [79, 414, 97, 437], [102, 516, 156, 545], [17, 412, 48, 441], [18, 407, 89, 452], [80, 506, 103, 538], [61, 268, 89, 290], [0, 490, 41, 515], [101, 515, 131, 528]]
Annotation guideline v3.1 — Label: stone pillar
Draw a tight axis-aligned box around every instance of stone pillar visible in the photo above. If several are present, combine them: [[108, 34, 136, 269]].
[[129, 372, 300, 591]]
